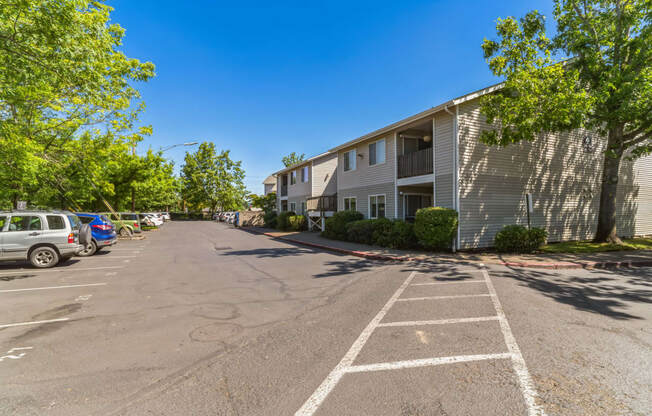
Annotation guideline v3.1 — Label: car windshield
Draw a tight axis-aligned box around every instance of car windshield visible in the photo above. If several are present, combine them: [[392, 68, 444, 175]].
[[121, 214, 138, 220]]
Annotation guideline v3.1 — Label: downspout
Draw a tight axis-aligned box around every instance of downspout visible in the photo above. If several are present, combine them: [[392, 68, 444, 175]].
[[444, 104, 460, 252], [394, 132, 398, 219]]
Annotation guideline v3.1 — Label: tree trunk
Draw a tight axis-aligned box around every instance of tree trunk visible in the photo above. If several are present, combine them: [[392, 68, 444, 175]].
[[594, 126, 624, 244]]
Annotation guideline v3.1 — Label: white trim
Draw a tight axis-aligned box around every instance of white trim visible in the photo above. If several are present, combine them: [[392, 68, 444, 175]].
[[455, 105, 461, 250], [396, 173, 434, 187], [394, 133, 398, 219], [432, 116, 437, 206], [368, 194, 386, 219]]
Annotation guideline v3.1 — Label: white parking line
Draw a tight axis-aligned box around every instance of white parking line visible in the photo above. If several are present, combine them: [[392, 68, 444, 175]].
[[0, 318, 70, 329], [481, 268, 546, 416], [295, 271, 417, 416], [86, 255, 136, 259], [411, 280, 485, 286], [0, 283, 107, 293], [345, 353, 513, 373], [396, 294, 491, 301], [377, 316, 500, 327], [0, 266, 123, 276]]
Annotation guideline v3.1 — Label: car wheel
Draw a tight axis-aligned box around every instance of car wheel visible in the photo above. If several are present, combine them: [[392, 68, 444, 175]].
[[76, 240, 97, 257], [119, 227, 133, 237], [79, 224, 92, 246], [30, 246, 60, 268]]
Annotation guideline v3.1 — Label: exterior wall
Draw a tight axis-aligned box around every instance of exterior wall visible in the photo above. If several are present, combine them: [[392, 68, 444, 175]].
[[311, 153, 338, 196], [338, 182, 396, 219], [434, 111, 454, 208], [287, 196, 307, 215], [338, 135, 395, 190], [457, 98, 651, 248], [287, 162, 311, 199]]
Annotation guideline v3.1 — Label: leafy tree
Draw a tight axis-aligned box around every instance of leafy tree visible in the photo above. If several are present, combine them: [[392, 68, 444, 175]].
[[180, 142, 247, 213], [251, 192, 277, 214], [481, 0, 650, 243], [282, 152, 305, 167], [0, 0, 154, 207]]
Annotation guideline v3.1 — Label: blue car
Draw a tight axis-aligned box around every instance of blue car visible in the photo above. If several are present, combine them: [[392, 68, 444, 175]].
[[75, 213, 117, 256]]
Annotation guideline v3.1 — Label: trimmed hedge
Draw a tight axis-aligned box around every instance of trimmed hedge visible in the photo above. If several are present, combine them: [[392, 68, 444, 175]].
[[323, 210, 364, 240], [414, 207, 458, 250], [494, 225, 548, 253], [346, 219, 376, 245], [276, 211, 296, 231], [264, 211, 277, 228], [288, 215, 307, 231]]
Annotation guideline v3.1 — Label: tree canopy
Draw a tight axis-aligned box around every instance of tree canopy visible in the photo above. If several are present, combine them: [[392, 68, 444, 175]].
[[481, 0, 650, 242], [282, 152, 305, 167], [180, 142, 248, 213]]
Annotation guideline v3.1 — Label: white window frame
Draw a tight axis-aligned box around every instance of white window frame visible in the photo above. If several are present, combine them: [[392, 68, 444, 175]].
[[343, 197, 357, 212], [301, 166, 309, 183], [289, 202, 296, 213], [343, 149, 356, 172], [290, 170, 297, 185], [368, 138, 386, 167], [368, 194, 386, 219]]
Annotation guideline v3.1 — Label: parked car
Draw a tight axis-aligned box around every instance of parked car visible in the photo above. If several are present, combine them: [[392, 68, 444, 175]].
[[161, 212, 171, 221], [143, 213, 164, 226], [102, 212, 141, 237], [75, 213, 117, 256], [0, 210, 90, 268]]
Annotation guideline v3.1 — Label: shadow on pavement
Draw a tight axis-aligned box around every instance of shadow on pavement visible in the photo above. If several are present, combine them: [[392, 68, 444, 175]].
[[494, 266, 652, 320]]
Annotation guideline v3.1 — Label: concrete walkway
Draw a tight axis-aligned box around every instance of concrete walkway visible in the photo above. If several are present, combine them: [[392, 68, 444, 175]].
[[242, 227, 652, 269]]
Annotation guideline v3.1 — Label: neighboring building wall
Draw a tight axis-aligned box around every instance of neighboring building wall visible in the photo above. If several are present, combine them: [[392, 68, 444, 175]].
[[338, 182, 396, 219], [311, 153, 338, 196], [264, 183, 276, 195], [457, 97, 651, 248], [434, 111, 454, 209], [337, 135, 396, 218]]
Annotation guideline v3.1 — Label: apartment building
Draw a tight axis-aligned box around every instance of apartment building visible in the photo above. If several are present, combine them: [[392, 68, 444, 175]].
[[271, 84, 651, 249], [274, 152, 337, 215], [262, 175, 277, 195]]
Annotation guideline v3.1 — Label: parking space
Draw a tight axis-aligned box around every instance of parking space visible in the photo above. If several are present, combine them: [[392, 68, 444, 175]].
[[297, 265, 545, 416]]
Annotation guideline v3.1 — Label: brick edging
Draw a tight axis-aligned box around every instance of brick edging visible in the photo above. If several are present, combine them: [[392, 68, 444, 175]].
[[240, 227, 651, 269]]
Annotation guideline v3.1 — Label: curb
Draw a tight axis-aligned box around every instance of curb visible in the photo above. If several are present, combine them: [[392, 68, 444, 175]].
[[241, 228, 652, 269]]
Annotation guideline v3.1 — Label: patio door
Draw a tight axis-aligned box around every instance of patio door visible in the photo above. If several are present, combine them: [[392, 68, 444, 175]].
[[404, 194, 432, 221]]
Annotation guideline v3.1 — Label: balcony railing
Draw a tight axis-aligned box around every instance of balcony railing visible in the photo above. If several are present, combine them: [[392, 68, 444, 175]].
[[280, 185, 288, 197], [306, 194, 337, 212], [397, 147, 433, 179]]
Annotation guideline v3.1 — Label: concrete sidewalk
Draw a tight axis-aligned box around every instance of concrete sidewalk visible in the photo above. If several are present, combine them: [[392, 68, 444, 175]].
[[242, 227, 652, 269]]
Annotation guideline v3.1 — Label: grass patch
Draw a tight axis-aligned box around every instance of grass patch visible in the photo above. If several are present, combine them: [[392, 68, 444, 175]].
[[539, 238, 652, 254]]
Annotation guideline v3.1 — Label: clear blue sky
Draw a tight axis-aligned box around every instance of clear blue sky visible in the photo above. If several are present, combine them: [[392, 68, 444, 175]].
[[108, 0, 554, 193]]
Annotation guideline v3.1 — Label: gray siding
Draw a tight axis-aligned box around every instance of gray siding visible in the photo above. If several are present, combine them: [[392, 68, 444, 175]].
[[434, 111, 454, 208], [457, 98, 650, 248], [287, 162, 312, 199], [339, 182, 396, 219], [338, 136, 395, 190], [312, 153, 338, 196]]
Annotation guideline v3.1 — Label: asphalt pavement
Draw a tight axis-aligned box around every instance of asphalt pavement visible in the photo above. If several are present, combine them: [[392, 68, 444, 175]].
[[1, 222, 650, 415]]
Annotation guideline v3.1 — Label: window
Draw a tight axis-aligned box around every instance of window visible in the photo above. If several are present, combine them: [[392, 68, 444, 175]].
[[301, 166, 309, 183], [78, 215, 94, 224], [47, 215, 66, 230], [290, 170, 297, 185], [369, 195, 386, 219], [301, 201, 307, 214], [8, 216, 42, 232], [343, 197, 357, 212], [369, 138, 386, 166], [0, 216, 6, 231], [289, 202, 296, 213], [343, 149, 356, 171]]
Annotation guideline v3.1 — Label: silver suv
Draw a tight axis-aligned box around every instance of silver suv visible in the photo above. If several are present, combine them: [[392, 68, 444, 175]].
[[0, 211, 90, 268]]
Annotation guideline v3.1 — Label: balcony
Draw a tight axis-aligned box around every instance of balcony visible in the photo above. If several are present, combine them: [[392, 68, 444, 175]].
[[306, 194, 337, 212], [397, 147, 433, 179], [280, 185, 288, 197]]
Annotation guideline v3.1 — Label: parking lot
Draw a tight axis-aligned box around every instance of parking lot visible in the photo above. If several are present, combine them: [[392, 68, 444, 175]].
[[1, 222, 650, 416]]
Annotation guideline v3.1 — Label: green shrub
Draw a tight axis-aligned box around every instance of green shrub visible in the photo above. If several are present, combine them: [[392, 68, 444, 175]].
[[414, 207, 458, 250], [346, 219, 376, 245], [264, 211, 277, 228], [276, 211, 296, 231], [389, 220, 419, 249], [370, 217, 394, 247], [288, 215, 307, 231], [494, 225, 548, 253], [323, 210, 364, 240]]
